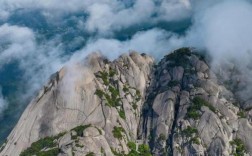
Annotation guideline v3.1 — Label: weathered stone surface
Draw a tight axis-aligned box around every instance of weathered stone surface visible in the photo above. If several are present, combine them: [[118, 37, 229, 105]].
[[237, 119, 252, 154], [0, 52, 154, 156], [1, 49, 252, 156], [59, 133, 72, 147]]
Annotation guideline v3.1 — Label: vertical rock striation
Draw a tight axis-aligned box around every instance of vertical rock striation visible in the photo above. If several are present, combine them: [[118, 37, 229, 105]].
[[1, 48, 252, 156]]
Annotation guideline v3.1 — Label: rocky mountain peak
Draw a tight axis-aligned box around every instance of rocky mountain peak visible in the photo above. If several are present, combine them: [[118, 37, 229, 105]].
[[1, 48, 252, 156]]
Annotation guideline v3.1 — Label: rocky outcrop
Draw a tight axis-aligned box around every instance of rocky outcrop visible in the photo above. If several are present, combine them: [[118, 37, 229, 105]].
[[0, 52, 154, 156], [1, 48, 252, 156]]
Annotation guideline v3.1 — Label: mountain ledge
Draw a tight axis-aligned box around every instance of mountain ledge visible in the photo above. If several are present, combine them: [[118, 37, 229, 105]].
[[1, 48, 252, 156]]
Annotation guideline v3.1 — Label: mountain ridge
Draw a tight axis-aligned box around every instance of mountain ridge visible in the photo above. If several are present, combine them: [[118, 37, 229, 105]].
[[1, 48, 252, 156]]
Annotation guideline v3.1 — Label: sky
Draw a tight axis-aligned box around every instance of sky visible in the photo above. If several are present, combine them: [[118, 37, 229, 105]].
[[1, 0, 252, 141]]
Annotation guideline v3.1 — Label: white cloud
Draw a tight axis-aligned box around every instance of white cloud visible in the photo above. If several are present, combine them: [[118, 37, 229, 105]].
[[69, 28, 184, 63], [157, 0, 192, 22], [0, 0, 193, 34], [0, 87, 8, 117], [2, 0, 252, 114], [85, 0, 156, 34], [0, 24, 66, 102], [0, 24, 35, 66], [0, 10, 9, 20], [184, 0, 252, 66]]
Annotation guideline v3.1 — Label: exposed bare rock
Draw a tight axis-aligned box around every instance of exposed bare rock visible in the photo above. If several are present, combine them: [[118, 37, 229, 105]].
[[1, 48, 252, 156], [0, 52, 154, 156]]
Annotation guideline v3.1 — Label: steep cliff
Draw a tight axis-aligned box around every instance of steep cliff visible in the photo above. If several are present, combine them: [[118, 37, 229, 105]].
[[1, 48, 252, 156]]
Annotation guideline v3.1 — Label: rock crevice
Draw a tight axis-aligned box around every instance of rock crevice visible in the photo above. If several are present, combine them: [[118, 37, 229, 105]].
[[1, 49, 252, 156]]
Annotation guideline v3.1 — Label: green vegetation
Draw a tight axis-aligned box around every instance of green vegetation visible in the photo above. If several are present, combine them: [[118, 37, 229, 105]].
[[20, 133, 63, 156], [96, 71, 109, 85], [125, 87, 141, 111], [135, 90, 141, 101], [76, 143, 84, 148], [119, 109, 126, 119], [111, 147, 125, 156], [71, 124, 91, 137], [237, 110, 246, 118], [138, 144, 152, 156], [164, 47, 206, 70], [111, 142, 152, 156], [182, 126, 198, 138], [20, 124, 96, 156], [36, 148, 60, 156], [193, 97, 216, 112], [130, 89, 141, 111], [176, 146, 183, 154], [107, 85, 121, 107], [108, 89, 121, 107], [158, 133, 166, 141], [95, 68, 117, 85], [109, 86, 120, 99], [95, 68, 128, 125], [191, 137, 200, 145], [112, 126, 125, 140], [95, 68, 142, 120], [187, 97, 203, 119], [127, 150, 139, 156], [86, 152, 95, 156], [123, 85, 130, 93], [95, 86, 121, 107], [127, 142, 151, 156], [165, 48, 191, 67], [187, 110, 201, 120], [230, 138, 246, 156], [166, 48, 191, 61], [94, 89, 105, 99], [187, 97, 216, 120], [95, 69, 122, 108], [109, 68, 117, 77], [72, 149, 75, 156], [132, 103, 138, 110], [127, 142, 136, 150], [123, 85, 141, 103], [181, 126, 201, 145], [168, 80, 180, 87], [101, 147, 105, 154]]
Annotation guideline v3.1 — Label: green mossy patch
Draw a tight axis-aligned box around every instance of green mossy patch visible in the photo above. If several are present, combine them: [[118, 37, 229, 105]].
[[71, 124, 91, 137], [20, 132, 65, 156], [187, 97, 216, 120], [182, 126, 198, 138], [86, 152, 95, 156], [119, 109, 126, 119], [237, 110, 246, 118], [112, 126, 125, 140], [230, 138, 247, 156]]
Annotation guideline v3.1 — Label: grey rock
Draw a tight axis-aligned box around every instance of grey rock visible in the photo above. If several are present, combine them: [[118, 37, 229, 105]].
[[59, 133, 73, 147], [2, 49, 252, 156], [172, 66, 184, 81], [208, 137, 226, 156]]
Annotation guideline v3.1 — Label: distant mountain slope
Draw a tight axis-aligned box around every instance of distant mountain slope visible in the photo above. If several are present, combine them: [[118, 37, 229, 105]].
[[1, 48, 251, 156]]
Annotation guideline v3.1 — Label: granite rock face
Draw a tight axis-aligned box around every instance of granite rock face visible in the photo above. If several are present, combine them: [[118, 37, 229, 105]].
[[0, 48, 251, 156]]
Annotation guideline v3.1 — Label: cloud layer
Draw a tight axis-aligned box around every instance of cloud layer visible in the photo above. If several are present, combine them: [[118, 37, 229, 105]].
[[188, 0, 252, 65], [0, 0, 192, 35], [0, 0, 193, 113], [0, 87, 7, 117]]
